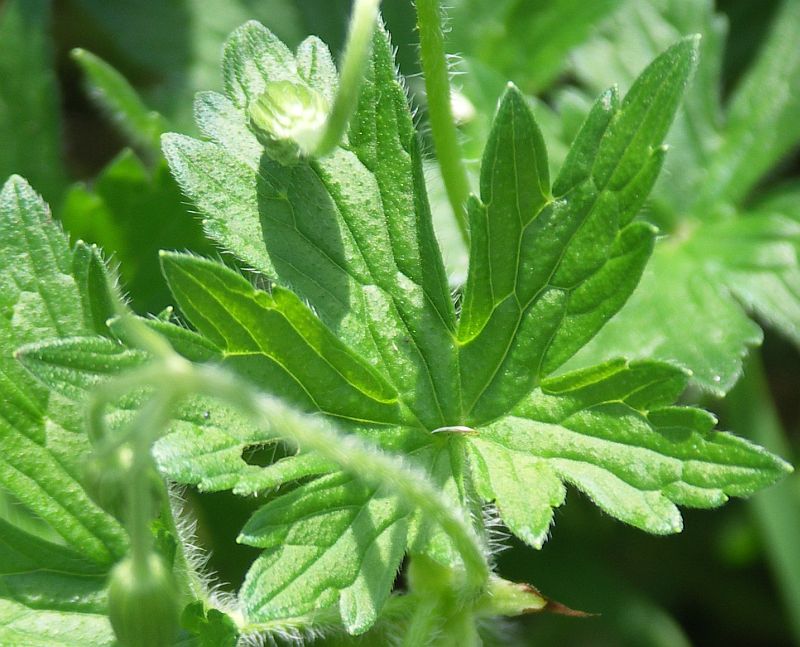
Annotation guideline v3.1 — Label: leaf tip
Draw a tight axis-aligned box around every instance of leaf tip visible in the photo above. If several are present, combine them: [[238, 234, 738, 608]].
[[776, 456, 795, 476], [674, 34, 701, 70], [3, 173, 29, 190], [599, 86, 619, 113], [499, 81, 525, 105]]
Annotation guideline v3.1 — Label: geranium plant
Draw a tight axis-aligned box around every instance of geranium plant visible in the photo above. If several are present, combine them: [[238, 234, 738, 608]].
[[0, 0, 793, 645]]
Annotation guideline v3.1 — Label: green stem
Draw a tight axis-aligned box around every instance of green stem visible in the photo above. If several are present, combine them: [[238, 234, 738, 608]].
[[159, 491, 206, 604], [728, 353, 800, 643], [416, 0, 471, 247], [313, 0, 381, 157], [401, 595, 443, 647], [122, 393, 174, 573], [87, 363, 171, 445]]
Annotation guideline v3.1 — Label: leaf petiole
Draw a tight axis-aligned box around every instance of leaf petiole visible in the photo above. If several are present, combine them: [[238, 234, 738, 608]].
[[416, 0, 471, 246], [312, 0, 382, 157]]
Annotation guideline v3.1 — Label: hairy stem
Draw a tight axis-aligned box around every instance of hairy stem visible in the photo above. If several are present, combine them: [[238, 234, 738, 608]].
[[121, 393, 174, 573], [728, 353, 800, 643], [416, 0, 471, 246], [158, 491, 205, 603], [313, 0, 382, 157], [401, 595, 443, 647]]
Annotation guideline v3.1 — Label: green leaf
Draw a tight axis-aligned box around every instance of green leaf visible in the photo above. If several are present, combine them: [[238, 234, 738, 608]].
[[449, 0, 623, 94], [239, 473, 409, 635], [458, 37, 696, 424], [19, 15, 778, 639], [0, 518, 108, 613], [572, 177, 800, 397], [71, 48, 169, 156], [568, 0, 800, 394], [71, 242, 118, 339], [181, 602, 239, 647], [164, 24, 459, 429], [0, 518, 114, 647], [699, 214, 800, 348], [469, 360, 792, 540], [467, 439, 565, 549], [0, 0, 66, 202], [0, 597, 115, 647], [15, 334, 270, 494], [17, 331, 408, 502], [0, 176, 126, 565], [700, 0, 800, 207], [0, 177, 127, 644], [16, 331, 428, 633], [160, 252, 404, 425], [569, 243, 764, 396], [572, 0, 724, 226], [150, 20, 793, 634]]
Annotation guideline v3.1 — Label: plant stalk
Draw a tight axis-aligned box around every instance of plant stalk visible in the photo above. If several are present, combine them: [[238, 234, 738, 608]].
[[728, 353, 800, 643], [122, 393, 174, 573], [415, 0, 471, 247], [313, 0, 382, 157]]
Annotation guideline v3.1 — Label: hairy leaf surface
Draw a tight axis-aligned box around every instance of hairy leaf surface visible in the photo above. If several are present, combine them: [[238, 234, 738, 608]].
[[160, 252, 403, 424], [0, 177, 126, 564], [150, 22, 793, 633], [8, 13, 793, 641], [468, 360, 790, 546], [164, 24, 459, 430], [0, 178, 130, 645], [458, 36, 696, 423], [239, 474, 409, 634]]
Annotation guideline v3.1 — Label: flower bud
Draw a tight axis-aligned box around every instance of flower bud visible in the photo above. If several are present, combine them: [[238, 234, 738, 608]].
[[83, 446, 134, 517], [248, 80, 328, 164], [107, 554, 181, 647]]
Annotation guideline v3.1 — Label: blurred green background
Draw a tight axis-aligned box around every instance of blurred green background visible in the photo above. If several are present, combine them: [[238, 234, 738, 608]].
[[1, 0, 798, 645]]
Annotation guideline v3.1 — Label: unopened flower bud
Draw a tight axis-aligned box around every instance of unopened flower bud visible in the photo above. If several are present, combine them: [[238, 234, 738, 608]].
[[107, 553, 180, 647], [248, 81, 328, 164]]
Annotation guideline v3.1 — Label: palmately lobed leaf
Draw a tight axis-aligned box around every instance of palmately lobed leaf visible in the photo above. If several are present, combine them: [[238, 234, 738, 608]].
[[151, 20, 793, 635], [5, 11, 794, 642], [458, 38, 696, 424]]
